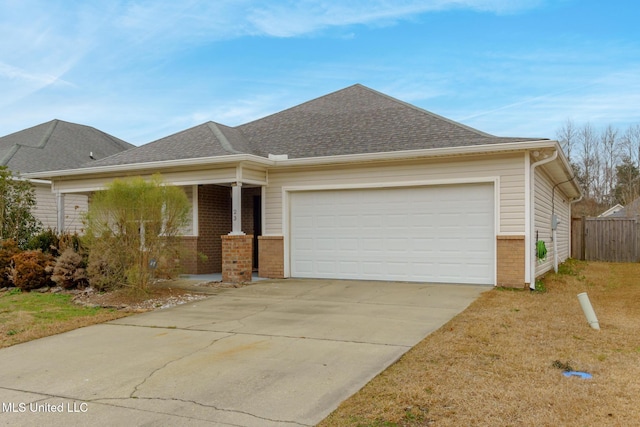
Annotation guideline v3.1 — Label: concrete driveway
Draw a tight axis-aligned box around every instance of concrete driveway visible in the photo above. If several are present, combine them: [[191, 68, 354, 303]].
[[0, 279, 487, 426]]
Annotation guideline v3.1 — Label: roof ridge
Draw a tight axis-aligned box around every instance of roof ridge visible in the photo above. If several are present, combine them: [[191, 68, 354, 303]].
[[0, 119, 59, 165], [36, 119, 59, 149], [0, 145, 20, 166], [54, 119, 134, 150], [206, 122, 245, 155]]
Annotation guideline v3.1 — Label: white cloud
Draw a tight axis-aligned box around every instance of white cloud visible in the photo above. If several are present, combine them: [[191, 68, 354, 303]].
[[112, 0, 544, 42], [0, 62, 74, 87], [246, 0, 543, 37], [457, 68, 640, 139]]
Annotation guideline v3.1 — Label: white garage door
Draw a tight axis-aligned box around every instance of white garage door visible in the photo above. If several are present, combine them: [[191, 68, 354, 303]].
[[290, 183, 494, 284]]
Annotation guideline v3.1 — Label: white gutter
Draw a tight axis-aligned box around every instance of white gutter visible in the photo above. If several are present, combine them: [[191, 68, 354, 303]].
[[529, 149, 558, 290], [22, 154, 275, 180], [24, 139, 556, 180], [271, 140, 555, 167], [14, 176, 51, 185]]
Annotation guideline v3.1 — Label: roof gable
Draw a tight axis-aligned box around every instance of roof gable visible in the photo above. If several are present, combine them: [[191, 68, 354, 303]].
[[0, 120, 133, 174]]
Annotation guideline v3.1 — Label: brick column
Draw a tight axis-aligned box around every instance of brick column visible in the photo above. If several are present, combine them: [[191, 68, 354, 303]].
[[496, 235, 526, 288], [221, 234, 253, 283], [258, 236, 284, 278]]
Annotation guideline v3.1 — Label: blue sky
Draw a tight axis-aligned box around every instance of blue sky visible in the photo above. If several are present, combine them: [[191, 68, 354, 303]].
[[1, 0, 639, 145]]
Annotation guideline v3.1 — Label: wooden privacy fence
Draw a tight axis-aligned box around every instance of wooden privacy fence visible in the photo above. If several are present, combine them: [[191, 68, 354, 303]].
[[572, 216, 640, 262]]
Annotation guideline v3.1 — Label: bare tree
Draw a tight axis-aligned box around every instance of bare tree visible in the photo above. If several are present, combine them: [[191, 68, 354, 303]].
[[558, 119, 640, 215], [600, 125, 620, 205], [556, 118, 578, 162], [621, 123, 640, 169], [576, 122, 600, 201]]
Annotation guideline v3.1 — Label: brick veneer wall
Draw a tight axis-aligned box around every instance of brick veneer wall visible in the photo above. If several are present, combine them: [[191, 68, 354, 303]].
[[222, 234, 253, 282], [497, 235, 526, 288], [197, 185, 232, 273], [177, 185, 259, 275], [258, 236, 284, 278], [179, 236, 199, 274]]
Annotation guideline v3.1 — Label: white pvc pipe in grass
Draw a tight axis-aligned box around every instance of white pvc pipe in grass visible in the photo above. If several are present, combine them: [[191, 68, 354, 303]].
[[577, 292, 600, 330]]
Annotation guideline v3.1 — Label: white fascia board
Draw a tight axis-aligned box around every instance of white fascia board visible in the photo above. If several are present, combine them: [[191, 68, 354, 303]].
[[22, 154, 274, 180], [24, 140, 576, 189], [15, 177, 51, 185], [270, 140, 556, 167]]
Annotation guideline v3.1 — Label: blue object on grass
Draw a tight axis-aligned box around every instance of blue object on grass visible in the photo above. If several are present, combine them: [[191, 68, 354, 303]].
[[563, 371, 592, 379]]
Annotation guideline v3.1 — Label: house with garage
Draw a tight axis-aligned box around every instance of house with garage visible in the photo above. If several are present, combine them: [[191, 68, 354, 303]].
[[26, 84, 581, 288], [0, 120, 133, 232]]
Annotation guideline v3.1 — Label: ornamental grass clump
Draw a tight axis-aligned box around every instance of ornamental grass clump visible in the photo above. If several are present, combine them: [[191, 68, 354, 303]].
[[83, 174, 190, 293]]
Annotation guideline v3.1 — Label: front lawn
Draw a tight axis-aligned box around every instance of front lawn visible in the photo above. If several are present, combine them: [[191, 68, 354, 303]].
[[319, 260, 640, 426], [0, 289, 129, 348]]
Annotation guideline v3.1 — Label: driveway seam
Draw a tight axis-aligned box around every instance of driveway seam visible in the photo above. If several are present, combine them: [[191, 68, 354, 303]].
[[103, 323, 413, 348], [95, 396, 312, 427]]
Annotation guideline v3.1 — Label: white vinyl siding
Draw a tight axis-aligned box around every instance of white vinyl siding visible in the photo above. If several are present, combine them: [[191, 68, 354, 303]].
[[534, 167, 572, 276], [240, 166, 268, 185], [266, 153, 526, 236], [180, 185, 195, 236], [33, 182, 87, 232]]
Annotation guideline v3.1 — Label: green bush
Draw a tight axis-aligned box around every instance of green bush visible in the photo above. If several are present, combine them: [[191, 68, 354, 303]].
[[0, 166, 42, 248], [10, 250, 55, 291], [26, 229, 60, 256]]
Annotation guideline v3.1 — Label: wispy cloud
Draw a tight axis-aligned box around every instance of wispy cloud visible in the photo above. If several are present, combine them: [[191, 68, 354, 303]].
[[246, 0, 543, 37], [112, 0, 543, 42], [457, 68, 640, 138], [1, 0, 637, 147], [0, 62, 73, 87]]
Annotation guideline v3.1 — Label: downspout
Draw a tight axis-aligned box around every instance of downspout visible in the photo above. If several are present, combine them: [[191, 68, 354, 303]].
[[529, 150, 558, 290]]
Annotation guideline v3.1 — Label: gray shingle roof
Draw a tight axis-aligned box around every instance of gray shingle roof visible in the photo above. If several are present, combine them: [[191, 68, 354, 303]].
[[86, 122, 244, 167], [68, 84, 545, 169], [239, 84, 541, 158], [0, 120, 133, 174]]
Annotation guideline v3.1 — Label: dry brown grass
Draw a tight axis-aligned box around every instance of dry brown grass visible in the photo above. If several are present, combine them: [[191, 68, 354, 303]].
[[319, 261, 640, 427]]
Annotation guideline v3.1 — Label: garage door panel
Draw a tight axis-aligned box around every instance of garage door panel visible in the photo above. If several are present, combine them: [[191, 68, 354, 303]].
[[290, 184, 494, 284]]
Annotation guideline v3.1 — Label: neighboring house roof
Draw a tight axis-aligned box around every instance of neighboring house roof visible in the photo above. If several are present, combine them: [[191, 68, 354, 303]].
[[610, 198, 640, 217], [85, 84, 544, 168], [0, 119, 133, 174], [598, 204, 624, 217]]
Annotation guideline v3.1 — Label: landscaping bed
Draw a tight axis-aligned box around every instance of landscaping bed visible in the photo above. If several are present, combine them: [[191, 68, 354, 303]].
[[0, 282, 210, 349]]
